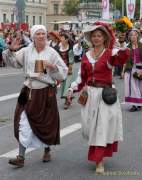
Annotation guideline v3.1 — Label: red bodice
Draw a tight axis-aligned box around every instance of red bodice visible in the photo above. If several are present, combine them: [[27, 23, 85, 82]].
[[77, 48, 129, 91]]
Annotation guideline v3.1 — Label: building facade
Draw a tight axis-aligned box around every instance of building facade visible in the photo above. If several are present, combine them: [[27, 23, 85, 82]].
[[0, 0, 47, 28], [0, 0, 113, 31], [79, 0, 113, 20], [46, 0, 75, 31], [0, 0, 75, 30]]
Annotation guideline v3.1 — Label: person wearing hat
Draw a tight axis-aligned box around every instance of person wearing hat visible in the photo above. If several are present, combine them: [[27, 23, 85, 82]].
[[121, 29, 142, 111], [67, 22, 130, 174], [48, 31, 61, 52], [2, 25, 68, 167]]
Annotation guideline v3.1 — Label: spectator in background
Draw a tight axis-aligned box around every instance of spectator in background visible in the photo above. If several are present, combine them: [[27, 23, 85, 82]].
[[121, 29, 142, 111], [73, 37, 83, 63], [22, 31, 32, 46], [0, 32, 7, 66], [114, 32, 127, 78], [58, 33, 74, 109], [48, 31, 61, 52]]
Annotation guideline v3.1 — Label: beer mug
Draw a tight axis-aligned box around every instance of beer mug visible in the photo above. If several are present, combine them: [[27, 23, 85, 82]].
[[34, 60, 44, 73], [78, 90, 88, 106]]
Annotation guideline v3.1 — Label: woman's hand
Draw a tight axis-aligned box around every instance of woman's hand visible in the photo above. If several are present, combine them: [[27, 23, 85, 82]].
[[82, 85, 88, 92], [9, 37, 22, 51], [121, 72, 125, 79], [43, 61, 58, 71]]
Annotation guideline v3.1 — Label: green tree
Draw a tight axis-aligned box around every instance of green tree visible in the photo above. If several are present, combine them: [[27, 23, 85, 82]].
[[135, 0, 140, 18], [63, 0, 80, 16]]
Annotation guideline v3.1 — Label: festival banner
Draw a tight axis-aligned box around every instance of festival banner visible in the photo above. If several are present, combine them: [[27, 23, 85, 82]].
[[102, 0, 110, 19], [140, 0, 142, 19], [126, 0, 136, 19]]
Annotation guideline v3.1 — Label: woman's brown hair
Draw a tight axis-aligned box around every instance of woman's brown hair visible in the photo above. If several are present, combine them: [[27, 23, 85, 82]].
[[90, 28, 109, 48]]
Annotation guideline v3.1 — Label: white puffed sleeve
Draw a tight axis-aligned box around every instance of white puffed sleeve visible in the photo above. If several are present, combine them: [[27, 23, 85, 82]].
[[49, 49, 68, 81], [2, 48, 25, 68]]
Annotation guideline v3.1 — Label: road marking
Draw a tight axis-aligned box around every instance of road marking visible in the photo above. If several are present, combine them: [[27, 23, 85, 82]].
[[0, 93, 19, 102], [0, 123, 81, 158], [0, 72, 22, 77], [0, 123, 12, 130], [0, 148, 35, 158], [121, 102, 125, 105], [60, 123, 81, 137]]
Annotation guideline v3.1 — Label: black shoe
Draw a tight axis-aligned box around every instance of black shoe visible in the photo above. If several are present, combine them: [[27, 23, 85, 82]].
[[129, 106, 138, 112], [60, 96, 66, 99], [42, 147, 51, 162], [137, 106, 141, 110]]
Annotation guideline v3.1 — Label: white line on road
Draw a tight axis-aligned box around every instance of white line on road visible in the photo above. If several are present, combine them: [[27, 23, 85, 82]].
[[0, 93, 19, 102], [0, 72, 22, 77], [60, 123, 81, 138], [121, 102, 125, 105], [0, 123, 81, 158]]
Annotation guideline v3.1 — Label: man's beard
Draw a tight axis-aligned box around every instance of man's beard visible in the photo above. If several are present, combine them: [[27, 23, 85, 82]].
[[119, 40, 125, 43]]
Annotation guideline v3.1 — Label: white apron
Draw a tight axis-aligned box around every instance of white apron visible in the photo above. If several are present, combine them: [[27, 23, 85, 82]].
[[19, 111, 49, 148], [81, 86, 123, 146]]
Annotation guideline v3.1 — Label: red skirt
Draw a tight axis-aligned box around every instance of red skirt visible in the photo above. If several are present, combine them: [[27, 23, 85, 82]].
[[88, 141, 118, 163]]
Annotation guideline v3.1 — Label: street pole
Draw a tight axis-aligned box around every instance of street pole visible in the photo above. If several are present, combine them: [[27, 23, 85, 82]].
[[115, 0, 116, 9], [16, 0, 26, 28], [122, 0, 124, 16]]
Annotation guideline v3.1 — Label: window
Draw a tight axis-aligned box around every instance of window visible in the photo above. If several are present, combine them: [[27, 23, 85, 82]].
[[26, 15, 29, 23], [53, 4, 59, 15], [11, 14, 14, 22], [39, 16, 42, 24], [33, 16, 35, 25], [39, 0, 41, 3], [3, 14, 6, 23], [54, 24, 59, 31]]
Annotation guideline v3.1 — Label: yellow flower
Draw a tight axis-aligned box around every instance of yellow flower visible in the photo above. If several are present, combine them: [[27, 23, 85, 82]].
[[120, 16, 133, 29]]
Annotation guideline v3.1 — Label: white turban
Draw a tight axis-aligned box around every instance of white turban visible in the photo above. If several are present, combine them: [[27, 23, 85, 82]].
[[30, 25, 47, 40]]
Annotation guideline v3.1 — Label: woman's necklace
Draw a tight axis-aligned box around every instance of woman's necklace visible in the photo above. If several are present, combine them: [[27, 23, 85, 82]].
[[92, 47, 104, 60]]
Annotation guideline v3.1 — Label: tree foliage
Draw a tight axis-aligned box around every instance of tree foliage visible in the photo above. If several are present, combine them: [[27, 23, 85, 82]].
[[63, 0, 79, 16]]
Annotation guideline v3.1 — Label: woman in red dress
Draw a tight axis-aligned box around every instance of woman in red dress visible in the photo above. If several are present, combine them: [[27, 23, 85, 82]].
[[67, 22, 130, 174]]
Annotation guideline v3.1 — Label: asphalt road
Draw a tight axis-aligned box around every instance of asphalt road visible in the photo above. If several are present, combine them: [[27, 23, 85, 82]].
[[0, 67, 142, 180]]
